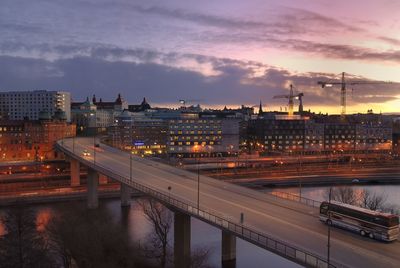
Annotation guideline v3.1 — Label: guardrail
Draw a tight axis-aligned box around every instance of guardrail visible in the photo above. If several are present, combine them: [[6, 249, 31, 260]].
[[56, 141, 338, 268], [269, 191, 322, 208]]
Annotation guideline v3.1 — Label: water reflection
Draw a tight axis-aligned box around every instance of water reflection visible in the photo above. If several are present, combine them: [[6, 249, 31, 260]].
[[0, 217, 5, 236], [36, 208, 53, 232], [0, 199, 301, 268]]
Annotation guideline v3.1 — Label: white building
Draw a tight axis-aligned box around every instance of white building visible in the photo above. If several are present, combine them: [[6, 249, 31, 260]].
[[71, 94, 128, 134], [168, 118, 240, 157], [0, 90, 71, 122]]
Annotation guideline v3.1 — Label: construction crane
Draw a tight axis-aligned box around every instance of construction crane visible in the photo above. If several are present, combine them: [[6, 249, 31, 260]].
[[296, 93, 304, 113], [273, 84, 304, 116], [317, 72, 392, 117]]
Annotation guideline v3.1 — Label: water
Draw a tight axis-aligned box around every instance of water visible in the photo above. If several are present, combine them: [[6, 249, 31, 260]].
[[0, 199, 300, 268], [2, 184, 399, 267], [100, 199, 301, 267]]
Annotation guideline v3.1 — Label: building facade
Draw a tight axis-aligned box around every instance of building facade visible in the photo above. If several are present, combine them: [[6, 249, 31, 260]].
[[167, 118, 240, 157], [248, 115, 306, 153], [0, 117, 76, 161], [108, 111, 168, 155], [0, 90, 71, 121], [71, 94, 127, 134], [248, 114, 393, 155]]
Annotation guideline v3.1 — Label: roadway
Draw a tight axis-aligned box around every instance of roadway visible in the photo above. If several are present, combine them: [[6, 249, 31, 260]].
[[59, 138, 400, 268]]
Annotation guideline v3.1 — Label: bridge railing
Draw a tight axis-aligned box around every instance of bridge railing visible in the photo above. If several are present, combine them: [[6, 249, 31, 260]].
[[269, 191, 322, 208], [57, 141, 337, 268]]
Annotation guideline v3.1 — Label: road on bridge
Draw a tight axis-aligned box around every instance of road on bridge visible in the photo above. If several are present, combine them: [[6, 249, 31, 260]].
[[60, 138, 400, 268]]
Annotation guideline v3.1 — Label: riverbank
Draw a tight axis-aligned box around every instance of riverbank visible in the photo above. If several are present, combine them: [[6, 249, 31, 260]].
[[0, 185, 141, 206]]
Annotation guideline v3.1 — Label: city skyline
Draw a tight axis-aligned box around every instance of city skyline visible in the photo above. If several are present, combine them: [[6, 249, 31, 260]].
[[1, 0, 400, 114]]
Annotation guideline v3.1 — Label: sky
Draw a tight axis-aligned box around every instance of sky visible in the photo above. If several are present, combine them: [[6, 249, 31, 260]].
[[1, 0, 400, 114]]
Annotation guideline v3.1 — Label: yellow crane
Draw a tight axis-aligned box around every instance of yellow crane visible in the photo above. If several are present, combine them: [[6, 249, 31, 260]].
[[273, 84, 304, 116], [317, 72, 392, 117]]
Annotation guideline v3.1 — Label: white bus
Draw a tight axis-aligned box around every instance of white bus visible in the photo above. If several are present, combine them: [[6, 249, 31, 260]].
[[320, 201, 399, 242]]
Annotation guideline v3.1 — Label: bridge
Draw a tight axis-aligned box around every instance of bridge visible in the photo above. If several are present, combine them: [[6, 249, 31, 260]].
[[56, 137, 400, 268]]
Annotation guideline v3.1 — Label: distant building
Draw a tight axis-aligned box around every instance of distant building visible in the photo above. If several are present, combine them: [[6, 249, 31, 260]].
[[107, 109, 240, 157], [108, 110, 168, 155], [248, 116, 306, 153], [0, 114, 76, 161], [128, 97, 151, 112], [323, 123, 356, 151], [71, 94, 127, 134], [393, 118, 400, 156], [304, 120, 324, 152], [0, 90, 71, 122], [167, 117, 240, 157], [248, 113, 392, 155]]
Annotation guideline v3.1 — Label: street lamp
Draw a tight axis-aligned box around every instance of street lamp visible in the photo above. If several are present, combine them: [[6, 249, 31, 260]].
[[298, 140, 303, 198], [327, 187, 332, 266], [193, 145, 201, 212], [90, 110, 97, 166], [130, 117, 133, 180], [167, 186, 172, 199]]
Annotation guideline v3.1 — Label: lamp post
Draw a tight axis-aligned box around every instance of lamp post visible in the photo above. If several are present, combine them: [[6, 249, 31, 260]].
[[193, 145, 201, 212], [327, 187, 332, 266], [130, 116, 133, 180], [298, 140, 303, 198], [91, 109, 97, 166], [197, 149, 200, 212], [168, 186, 172, 199]]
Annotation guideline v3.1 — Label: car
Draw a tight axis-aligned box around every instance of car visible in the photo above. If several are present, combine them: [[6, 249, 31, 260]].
[[82, 150, 91, 156]]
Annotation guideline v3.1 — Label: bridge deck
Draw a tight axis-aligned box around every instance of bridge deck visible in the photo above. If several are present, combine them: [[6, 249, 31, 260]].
[[58, 138, 400, 268]]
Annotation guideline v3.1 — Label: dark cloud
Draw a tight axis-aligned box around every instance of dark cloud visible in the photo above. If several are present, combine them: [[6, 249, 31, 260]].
[[378, 36, 400, 46], [0, 53, 397, 109], [131, 5, 266, 30], [196, 32, 400, 64], [282, 7, 362, 33], [0, 22, 45, 34], [286, 40, 400, 62], [131, 5, 362, 36]]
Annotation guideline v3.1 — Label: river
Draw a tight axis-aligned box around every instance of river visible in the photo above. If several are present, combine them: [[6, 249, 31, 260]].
[[0, 198, 300, 268], [1, 184, 399, 267]]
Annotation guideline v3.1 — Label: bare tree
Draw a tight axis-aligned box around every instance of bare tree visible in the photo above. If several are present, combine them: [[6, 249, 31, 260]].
[[190, 247, 211, 268], [325, 187, 358, 205], [0, 204, 55, 268], [138, 198, 172, 268], [360, 190, 388, 211], [138, 199, 212, 268], [324, 187, 394, 214]]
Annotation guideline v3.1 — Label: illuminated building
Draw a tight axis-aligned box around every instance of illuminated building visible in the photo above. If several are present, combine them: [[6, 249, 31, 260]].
[[108, 110, 168, 155], [248, 113, 392, 155], [0, 111, 76, 161], [248, 114, 306, 153], [71, 94, 127, 134], [168, 117, 240, 158], [391, 118, 400, 156]]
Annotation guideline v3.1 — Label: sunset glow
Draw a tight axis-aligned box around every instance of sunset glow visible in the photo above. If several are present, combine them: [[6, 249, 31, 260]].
[[0, 0, 399, 113]]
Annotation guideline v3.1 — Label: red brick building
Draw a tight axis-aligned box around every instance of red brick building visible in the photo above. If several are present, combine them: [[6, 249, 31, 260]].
[[0, 117, 76, 161]]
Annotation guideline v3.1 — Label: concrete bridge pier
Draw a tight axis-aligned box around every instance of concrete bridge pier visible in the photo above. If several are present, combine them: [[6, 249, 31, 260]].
[[174, 211, 191, 268], [120, 183, 131, 207], [221, 231, 236, 268], [70, 158, 80, 186], [87, 168, 99, 209]]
